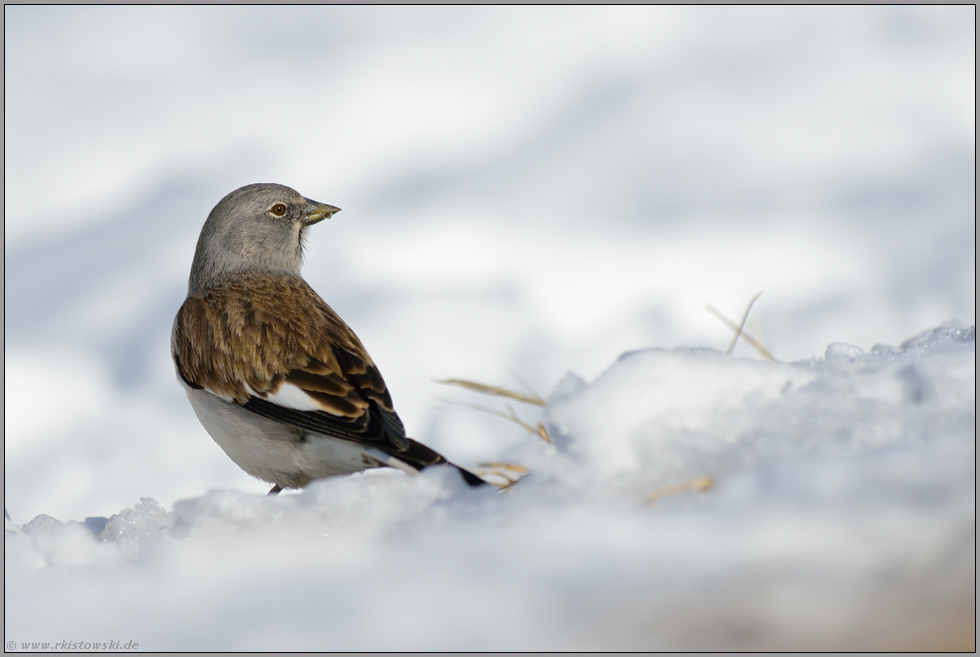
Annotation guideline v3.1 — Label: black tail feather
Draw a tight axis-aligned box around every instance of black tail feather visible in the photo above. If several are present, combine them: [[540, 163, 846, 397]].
[[454, 464, 490, 487], [395, 438, 488, 487]]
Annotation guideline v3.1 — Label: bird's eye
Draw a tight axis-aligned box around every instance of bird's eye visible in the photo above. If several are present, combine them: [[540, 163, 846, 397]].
[[270, 204, 288, 217]]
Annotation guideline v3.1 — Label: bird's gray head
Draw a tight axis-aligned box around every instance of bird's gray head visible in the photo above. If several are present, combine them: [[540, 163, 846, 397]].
[[188, 183, 340, 294]]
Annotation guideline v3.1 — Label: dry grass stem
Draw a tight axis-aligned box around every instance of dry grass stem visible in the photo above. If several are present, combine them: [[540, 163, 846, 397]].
[[507, 370, 546, 402], [644, 476, 715, 506], [436, 378, 546, 406], [706, 301, 776, 361], [437, 397, 552, 444], [726, 291, 762, 355], [475, 461, 531, 490]]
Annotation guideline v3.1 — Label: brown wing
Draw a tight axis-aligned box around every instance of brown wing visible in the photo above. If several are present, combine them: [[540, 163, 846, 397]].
[[172, 272, 411, 453]]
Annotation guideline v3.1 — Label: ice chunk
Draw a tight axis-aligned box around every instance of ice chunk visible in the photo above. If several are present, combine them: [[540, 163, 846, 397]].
[[547, 347, 819, 483], [22, 513, 64, 534], [10, 513, 116, 571], [101, 497, 173, 559], [825, 342, 865, 361]]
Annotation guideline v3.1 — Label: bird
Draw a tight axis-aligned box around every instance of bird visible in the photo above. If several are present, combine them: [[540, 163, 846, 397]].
[[171, 183, 487, 494]]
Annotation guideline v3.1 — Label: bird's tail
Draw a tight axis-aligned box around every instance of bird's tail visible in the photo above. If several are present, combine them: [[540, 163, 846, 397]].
[[397, 438, 489, 487], [453, 464, 490, 487]]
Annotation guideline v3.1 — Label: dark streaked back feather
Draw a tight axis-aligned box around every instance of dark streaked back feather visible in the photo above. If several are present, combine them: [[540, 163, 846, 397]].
[[173, 272, 408, 452]]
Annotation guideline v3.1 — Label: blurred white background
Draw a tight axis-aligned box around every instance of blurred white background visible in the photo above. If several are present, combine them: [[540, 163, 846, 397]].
[[4, 6, 975, 521]]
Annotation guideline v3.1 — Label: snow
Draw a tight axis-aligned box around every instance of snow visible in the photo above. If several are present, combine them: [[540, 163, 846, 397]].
[[4, 6, 976, 651], [6, 325, 975, 650]]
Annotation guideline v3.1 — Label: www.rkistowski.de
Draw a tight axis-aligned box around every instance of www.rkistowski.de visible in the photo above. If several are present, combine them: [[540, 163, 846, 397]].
[[9, 640, 140, 650]]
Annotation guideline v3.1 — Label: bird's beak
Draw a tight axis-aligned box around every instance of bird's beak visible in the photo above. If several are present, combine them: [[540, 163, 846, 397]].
[[304, 200, 341, 226]]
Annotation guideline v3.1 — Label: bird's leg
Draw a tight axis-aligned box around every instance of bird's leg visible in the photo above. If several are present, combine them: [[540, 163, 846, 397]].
[[267, 484, 283, 496]]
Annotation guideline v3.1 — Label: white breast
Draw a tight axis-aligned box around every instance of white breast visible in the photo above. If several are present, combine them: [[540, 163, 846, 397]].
[[183, 386, 416, 488]]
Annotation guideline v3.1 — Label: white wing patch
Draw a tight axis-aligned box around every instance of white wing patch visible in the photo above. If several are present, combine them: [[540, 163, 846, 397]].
[[248, 382, 323, 412], [364, 447, 420, 476]]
